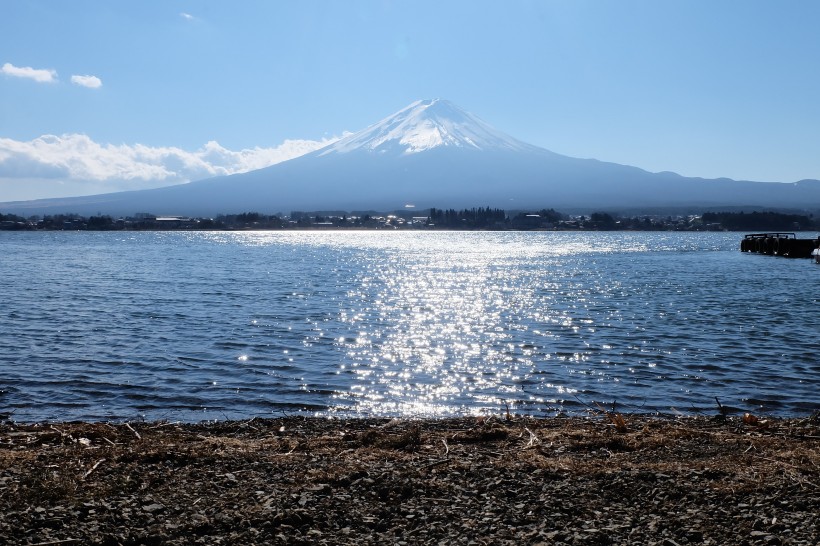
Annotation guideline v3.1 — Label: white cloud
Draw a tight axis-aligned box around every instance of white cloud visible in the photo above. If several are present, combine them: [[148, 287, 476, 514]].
[[180, 12, 195, 21], [2, 62, 58, 83], [0, 134, 339, 200], [71, 74, 102, 89]]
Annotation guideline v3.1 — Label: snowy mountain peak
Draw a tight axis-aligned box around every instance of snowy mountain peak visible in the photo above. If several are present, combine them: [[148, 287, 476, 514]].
[[319, 99, 536, 156]]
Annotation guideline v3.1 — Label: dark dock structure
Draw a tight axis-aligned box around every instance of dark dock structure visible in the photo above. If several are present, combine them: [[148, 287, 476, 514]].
[[740, 232, 819, 258]]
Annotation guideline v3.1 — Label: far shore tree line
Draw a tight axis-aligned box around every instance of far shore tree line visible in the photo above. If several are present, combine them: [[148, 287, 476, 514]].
[[0, 208, 817, 232]]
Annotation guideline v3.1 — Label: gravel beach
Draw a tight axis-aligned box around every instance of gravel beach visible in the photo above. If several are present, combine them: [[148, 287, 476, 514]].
[[1, 414, 818, 545]]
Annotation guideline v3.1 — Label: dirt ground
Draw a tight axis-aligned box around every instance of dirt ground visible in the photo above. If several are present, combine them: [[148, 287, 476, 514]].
[[1, 413, 818, 545]]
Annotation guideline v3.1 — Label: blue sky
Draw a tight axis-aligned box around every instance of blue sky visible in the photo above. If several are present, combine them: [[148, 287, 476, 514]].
[[2, 1, 820, 201]]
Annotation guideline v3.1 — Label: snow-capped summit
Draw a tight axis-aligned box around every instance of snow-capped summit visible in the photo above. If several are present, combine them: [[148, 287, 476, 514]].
[[319, 98, 536, 156]]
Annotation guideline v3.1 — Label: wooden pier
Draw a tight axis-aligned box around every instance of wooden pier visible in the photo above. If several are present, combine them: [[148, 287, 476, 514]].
[[740, 232, 819, 258]]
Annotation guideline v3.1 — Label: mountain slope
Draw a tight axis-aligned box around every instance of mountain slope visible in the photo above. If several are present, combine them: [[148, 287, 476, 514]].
[[3, 99, 820, 216]]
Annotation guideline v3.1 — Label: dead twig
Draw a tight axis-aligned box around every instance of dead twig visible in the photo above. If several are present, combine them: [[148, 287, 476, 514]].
[[595, 403, 628, 433], [49, 425, 68, 437], [150, 421, 180, 429], [523, 427, 540, 448], [125, 422, 142, 440], [715, 397, 728, 419], [82, 458, 106, 480], [422, 458, 450, 470], [502, 401, 512, 421], [573, 394, 599, 412], [753, 455, 800, 470]]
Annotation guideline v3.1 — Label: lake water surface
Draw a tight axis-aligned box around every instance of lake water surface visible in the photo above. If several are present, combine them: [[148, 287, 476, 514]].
[[1, 230, 818, 422]]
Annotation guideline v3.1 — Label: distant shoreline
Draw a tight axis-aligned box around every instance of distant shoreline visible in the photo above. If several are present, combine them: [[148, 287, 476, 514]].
[[2, 208, 818, 233]]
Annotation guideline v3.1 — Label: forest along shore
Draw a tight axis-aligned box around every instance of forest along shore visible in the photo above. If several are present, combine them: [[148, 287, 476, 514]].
[[1, 415, 818, 545]]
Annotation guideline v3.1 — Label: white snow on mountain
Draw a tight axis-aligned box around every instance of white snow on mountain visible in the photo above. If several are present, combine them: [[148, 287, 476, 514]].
[[320, 99, 537, 156]]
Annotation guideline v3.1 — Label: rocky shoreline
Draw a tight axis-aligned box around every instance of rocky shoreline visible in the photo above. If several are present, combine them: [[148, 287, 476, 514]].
[[1, 414, 818, 545]]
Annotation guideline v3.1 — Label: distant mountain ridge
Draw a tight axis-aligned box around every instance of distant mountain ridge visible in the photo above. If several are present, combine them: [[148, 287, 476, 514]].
[[2, 99, 820, 216]]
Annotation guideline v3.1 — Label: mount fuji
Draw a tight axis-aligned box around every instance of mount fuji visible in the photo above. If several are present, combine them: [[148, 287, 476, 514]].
[[4, 99, 820, 215]]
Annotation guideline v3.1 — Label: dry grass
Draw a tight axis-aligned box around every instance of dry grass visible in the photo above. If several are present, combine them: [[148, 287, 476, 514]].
[[1, 415, 818, 545]]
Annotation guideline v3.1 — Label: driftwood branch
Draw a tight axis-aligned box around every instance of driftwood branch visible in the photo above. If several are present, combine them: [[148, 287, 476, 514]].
[[523, 427, 540, 448], [82, 458, 106, 480], [125, 422, 142, 440]]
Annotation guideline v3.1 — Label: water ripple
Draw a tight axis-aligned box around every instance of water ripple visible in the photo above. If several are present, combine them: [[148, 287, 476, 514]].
[[1, 230, 818, 421]]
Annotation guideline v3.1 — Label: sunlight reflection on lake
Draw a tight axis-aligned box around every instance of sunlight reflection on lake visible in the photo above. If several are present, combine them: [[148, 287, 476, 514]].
[[2, 230, 818, 421]]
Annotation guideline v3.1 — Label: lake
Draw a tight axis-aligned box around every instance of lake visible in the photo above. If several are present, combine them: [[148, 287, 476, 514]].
[[1, 230, 818, 422]]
